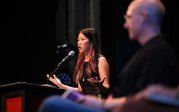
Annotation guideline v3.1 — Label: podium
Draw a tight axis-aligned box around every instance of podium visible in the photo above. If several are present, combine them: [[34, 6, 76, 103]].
[[0, 82, 64, 112]]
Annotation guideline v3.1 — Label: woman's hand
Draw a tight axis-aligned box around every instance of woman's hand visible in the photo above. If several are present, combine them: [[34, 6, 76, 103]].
[[47, 74, 64, 88], [87, 76, 106, 87], [47, 74, 79, 91]]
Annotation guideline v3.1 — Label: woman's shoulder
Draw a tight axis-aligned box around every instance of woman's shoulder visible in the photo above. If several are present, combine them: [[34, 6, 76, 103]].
[[98, 54, 108, 62], [98, 54, 105, 59]]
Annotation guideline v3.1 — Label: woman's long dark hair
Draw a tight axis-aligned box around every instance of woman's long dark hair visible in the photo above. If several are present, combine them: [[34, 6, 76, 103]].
[[73, 28, 100, 84]]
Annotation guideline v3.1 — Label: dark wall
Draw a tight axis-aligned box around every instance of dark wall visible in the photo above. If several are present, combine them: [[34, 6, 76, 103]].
[[1, 0, 58, 85], [100, 0, 140, 89], [100, 0, 118, 89], [162, 0, 179, 70]]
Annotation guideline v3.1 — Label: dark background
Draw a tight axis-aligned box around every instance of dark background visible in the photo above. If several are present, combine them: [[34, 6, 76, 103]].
[[1, 0, 179, 89]]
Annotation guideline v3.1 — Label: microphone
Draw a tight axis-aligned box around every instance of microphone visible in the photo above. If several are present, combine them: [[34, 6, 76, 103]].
[[49, 50, 75, 77], [57, 50, 75, 67]]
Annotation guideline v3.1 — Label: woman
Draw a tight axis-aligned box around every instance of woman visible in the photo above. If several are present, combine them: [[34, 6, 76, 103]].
[[47, 28, 110, 98]]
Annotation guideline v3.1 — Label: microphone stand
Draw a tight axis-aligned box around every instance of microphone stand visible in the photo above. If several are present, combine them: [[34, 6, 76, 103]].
[[47, 54, 72, 84], [46, 62, 63, 84], [43, 66, 61, 87]]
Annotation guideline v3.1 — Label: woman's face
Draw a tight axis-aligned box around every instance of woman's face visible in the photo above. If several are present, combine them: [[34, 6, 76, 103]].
[[77, 32, 91, 54]]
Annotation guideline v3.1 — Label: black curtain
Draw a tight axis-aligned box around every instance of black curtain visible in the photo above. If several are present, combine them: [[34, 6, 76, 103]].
[[1, 0, 58, 85]]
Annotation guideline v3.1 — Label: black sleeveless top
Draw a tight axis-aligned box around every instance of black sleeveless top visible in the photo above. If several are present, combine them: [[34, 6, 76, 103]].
[[79, 56, 108, 98]]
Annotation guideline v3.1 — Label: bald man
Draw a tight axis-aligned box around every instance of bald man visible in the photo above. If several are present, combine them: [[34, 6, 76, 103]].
[[112, 0, 179, 98]]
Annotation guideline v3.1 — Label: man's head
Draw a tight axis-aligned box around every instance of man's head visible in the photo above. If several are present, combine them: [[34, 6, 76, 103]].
[[124, 0, 165, 43]]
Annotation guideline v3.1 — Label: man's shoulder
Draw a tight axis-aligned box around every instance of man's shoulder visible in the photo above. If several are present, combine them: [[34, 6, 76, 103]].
[[144, 36, 173, 53]]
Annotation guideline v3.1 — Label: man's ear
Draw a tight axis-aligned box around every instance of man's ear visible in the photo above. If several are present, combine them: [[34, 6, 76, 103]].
[[141, 11, 149, 24]]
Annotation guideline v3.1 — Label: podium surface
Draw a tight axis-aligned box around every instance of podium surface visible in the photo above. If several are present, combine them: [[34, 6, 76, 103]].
[[0, 82, 64, 112]]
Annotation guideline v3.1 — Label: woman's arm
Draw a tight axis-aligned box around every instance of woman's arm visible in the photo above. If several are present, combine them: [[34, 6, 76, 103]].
[[87, 56, 110, 92], [47, 74, 79, 91], [98, 56, 110, 89]]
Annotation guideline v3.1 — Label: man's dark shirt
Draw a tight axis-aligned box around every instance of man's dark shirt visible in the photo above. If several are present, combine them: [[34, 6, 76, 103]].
[[113, 34, 179, 97]]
